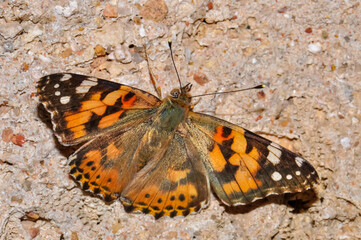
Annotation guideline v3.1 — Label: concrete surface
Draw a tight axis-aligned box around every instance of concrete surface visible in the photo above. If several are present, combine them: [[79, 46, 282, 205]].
[[0, 0, 360, 239]]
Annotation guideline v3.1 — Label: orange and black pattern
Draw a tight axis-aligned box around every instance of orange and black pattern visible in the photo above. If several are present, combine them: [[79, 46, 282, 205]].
[[187, 112, 318, 206], [120, 132, 210, 218], [37, 73, 161, 145], [38, 73, 318, 219]]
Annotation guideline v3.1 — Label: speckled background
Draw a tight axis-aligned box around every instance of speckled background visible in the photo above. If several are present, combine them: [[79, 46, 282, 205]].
[[0, 0, 360, 239]]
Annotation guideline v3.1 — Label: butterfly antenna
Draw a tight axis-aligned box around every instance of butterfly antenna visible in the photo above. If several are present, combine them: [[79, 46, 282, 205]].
[[192, 84, 266, 98], [168, 41, 183, 90], [144, 45, 162, 98]]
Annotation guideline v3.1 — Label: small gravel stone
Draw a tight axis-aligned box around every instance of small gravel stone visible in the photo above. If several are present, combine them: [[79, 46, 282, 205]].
[[308, 42, 322, 53]]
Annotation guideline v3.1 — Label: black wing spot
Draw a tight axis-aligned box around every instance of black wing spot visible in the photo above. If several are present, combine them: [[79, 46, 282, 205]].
[[179, 194, 185, 201], [154, 211, 164, 219], [221, 126, 232, 138], [170, 210, 177, 218], [165, 205, 173, 210], [245, 140, 253, 154], [123, 205, 134, 213], [142, 208, 150, 214], [83, 182, 89, 190], [104, 194, 113, 202], [90, 181, 99, 186], [86, 161, 94, 166], [182, 209, 190, 216], [124, 91, 135, 101], [151, 206, 160, 211]]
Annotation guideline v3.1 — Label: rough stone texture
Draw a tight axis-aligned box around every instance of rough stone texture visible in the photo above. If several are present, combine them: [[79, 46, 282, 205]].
[[0, 0, 360, 239]]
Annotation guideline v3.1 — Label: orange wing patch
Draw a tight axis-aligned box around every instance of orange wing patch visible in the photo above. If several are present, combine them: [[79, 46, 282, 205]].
[[209, 144, 227, 172], [69, 145, 125, 202], [98, 110, 124, 129]]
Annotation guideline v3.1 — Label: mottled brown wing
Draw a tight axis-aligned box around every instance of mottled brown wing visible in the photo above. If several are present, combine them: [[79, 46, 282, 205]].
[[37, 73, 161, 145], [120, 132, 210, 219], [68, 118, 157, 202], [186, 112, 319, 206]]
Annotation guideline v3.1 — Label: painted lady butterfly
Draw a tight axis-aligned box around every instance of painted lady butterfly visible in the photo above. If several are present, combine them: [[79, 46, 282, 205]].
[[37, 69, 318, 219]]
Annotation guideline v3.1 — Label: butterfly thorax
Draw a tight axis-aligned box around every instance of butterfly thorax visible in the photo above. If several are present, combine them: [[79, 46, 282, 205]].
[[133, 88, 192, 171]]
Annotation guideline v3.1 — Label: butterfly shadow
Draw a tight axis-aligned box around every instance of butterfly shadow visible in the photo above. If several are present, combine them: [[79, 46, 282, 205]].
[[219, 189, 319, 215]]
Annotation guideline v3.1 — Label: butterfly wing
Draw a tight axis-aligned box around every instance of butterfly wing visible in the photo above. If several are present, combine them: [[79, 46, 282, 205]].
[[186, 112, 318, 206], [120, 130, 210, 219], [68, 120, 157, 201], [37, 73, 161, 145]]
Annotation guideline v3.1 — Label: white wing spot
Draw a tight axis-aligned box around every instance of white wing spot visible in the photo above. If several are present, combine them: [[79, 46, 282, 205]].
[[76, 86, 91, 94], [271, 171, 282, 181], [286, 174, 292, 180], [295, 157, 305, 167], [76, 80, 98, 94], [60, 74, 72, 82], [82, 79, 98, 86], [55, 91, 61, 96], [54, 83, 60, 88], [60, 96, 70, 104], [267, 144, 282, 165], [295, 171, 301, 176]]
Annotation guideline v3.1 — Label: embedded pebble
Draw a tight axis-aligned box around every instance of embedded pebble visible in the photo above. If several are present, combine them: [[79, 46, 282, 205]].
[[140, 0, 168, 22], [308, 42, 322, 53], [340, 137, 350, 148]]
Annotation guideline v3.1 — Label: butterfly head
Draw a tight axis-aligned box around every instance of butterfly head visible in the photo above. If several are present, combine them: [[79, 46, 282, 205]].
[[169, 83, 193, 105]]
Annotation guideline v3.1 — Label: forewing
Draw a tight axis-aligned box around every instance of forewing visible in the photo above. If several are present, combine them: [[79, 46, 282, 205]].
[[37, 73, 161, 145], [120, 132, 210, 219], [186, 112, 319, 206]]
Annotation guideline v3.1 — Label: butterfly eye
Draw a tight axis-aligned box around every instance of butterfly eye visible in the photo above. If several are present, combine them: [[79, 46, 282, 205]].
[[170, 89, 180, 98]]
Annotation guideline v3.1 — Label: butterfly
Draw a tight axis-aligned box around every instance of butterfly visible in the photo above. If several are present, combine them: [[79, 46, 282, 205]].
[[37, 71, 318, 219]]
